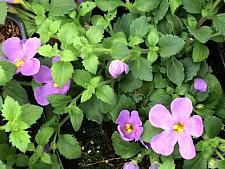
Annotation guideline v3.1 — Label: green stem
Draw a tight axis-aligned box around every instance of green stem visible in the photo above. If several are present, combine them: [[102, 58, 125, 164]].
[[215, 149, 225, 160], [13, 7, 35, 19], [219, 138, 225, 144], [94, 48, 111, 53], [99, 79, 114, 86], [197, 0, 221, 28], [19, 81, 32, 86], [70, 92, 83, 106]]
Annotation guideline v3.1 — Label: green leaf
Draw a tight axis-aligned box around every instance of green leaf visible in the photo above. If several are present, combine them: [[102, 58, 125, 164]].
[[0, 2, 7, 25], [204, 116, 223, 138], [147, 51, 158, 63], [110, 95, 135, 122], [141, 121, 162, 143], [188, 26, 212, 43], [181, 57, 200, 82], [57, 134, 81, 159], [183, 153, 207, 169], [40, 153, 52, 164], [158, 35, 185, 57], [68, 106, 84, 131], [81, 89, 94, 103], [205, 74, 222, 109], [182, 0, 205, 14], [169, 0, 182, 14], [110, 42, 129, 59], [215, 97, 225, 120], [57, 22, 79, 45], [133, 0, 161, 12], [166, 14, 183, 36], [0, 61, 16, 86], [213, 13, 225, 36], [113, 13, 135, 38], [159, 158, 175, 169], [73, 69, 92, 88], [192, 41, 209, 62], [2, 96, 21, 121], [131, 57, 153, 81], [95, 0, 121, 11], [0, 160, 6, 169], [21, 104, 43, 126], [154, 73, 169, 89], [130, 16, 149, 38], [38, 45, 57, 57], [112, 132, 142, 158], [119, 73, 143, 92], [51, 61, 73, 87], [218, 160, 225, 169], [35, 127, 54, 145], [81, 96, 103, 123], [61, 50, 77, 62], [86, 26, 104, 44], [82, 53, 99, 74], [15, 154, 29, 167], [153, 0, 169, 23], [96, 85, 117, 105], [167, 57, 185, 86], [48, 94, 72, 114], [9, 130, 30, 153], [48, 0, 76, 16], [148, 27, 159, 46], [80, 2, 96, 16], [3, 80, 29, 105]]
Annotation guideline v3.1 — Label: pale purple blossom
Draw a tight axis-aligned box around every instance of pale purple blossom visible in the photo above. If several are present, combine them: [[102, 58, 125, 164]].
[[2, 37, 41, 76], [123, 162, 139, 169], [194, 78, 207, 92], [116, 110, 143, 141], [109, 60, 129, 78], [0, 0, 14, 3], [149, 98, 203, 160], [149, 162, 159, 169], [33, 65, 70, 106]]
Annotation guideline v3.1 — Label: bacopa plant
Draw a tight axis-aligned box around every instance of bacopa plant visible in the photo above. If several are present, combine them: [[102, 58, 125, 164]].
[[0, 0, 225, 168]]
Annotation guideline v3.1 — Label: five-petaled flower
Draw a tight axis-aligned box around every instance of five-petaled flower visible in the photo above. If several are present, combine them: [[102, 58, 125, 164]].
[[33, 65, 70, 106], [194, 78, 207, 92], [116, 110, 143, 141], [109, 60, 129, 78], [123, 161, 139, 169], [149, 98, 203, 160], [2, 37, 41, 76]]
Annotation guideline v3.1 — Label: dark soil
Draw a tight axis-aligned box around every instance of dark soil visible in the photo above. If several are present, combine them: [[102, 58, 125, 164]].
[[0, 18, 21, 43]]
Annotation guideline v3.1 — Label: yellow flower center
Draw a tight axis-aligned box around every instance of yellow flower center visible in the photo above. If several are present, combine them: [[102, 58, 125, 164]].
[[173, 122, 185, 133], [15, 60, 25, 68], [53, 83, 58, 88], [125, 123, 135, 134]]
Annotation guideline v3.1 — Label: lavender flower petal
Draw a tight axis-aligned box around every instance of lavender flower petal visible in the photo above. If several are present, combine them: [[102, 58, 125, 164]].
[[150, 130, 178, 156], [33, 65, 52, 83], [2, 37, 23, 61], [20, 58, 40, 76], [184, 115, 203, 137], [116, 110, 130, 125], [171, 98, 193, 121], [194, 78, 207, 92], [123, 162, 139, 169], [178, 133, 196, 159], [23, 37, 41, 59], [149, 104, 174, 130]]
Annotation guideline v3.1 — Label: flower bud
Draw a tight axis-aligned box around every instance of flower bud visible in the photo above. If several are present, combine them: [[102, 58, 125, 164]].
[[123, 162, 139, 169], [109, 60, 129, 78]]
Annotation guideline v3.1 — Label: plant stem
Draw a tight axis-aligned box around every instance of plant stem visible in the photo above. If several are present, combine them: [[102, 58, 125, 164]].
[[215, 149, 225, 160], [13, 7, 35, 20], [197, 0, 222, 28], [58, 115, 70, 129], [19, 81, 32, 86], [99, 79, 114, 86]]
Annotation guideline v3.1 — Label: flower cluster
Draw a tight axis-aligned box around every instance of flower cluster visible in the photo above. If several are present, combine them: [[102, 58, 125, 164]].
[[117, 92, 206, 167], [1, 37, 70, 106]]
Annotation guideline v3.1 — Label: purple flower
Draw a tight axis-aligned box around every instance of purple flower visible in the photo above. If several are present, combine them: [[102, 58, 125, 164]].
[[76, 0, 84, 3], [123, 162, 139, 169], [2, 37, 41, 76], [1, 0, 14, 3], [33, 65, 70, 106], [194, 78, 207, 92], [116, 110, 143, 141], [109, 60, 129, 78], [149, 98, 203, 160], [52, 56, 60, 63], [149, 163, 159, 169]]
